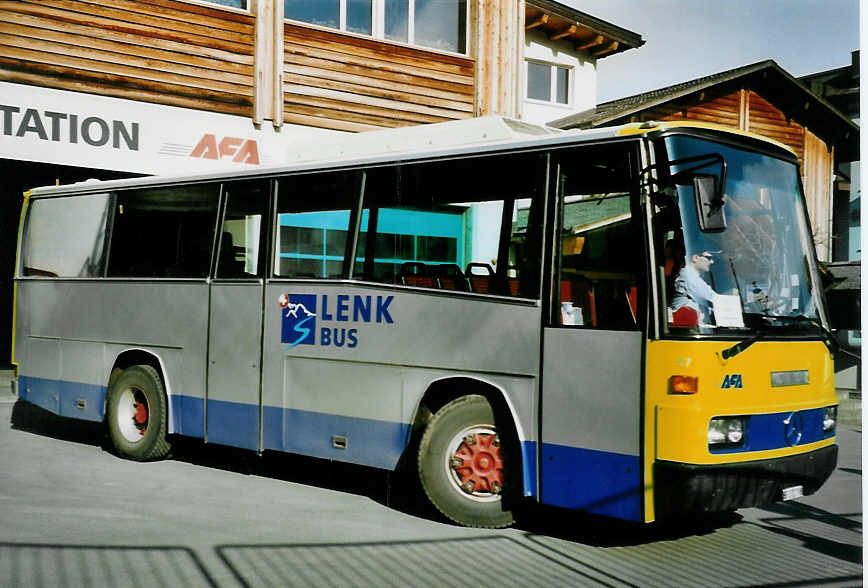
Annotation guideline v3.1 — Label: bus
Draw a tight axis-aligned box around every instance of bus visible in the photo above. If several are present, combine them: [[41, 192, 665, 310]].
[[11, 116, 838, 528]]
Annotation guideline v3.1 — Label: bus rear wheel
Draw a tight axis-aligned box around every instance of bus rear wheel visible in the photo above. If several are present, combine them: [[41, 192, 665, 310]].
[[417, 395, 515, 528], [106, 365, 171, 461]]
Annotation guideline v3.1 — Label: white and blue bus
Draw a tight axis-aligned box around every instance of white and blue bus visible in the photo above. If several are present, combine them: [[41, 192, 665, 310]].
[[12, 117, 838, 527]]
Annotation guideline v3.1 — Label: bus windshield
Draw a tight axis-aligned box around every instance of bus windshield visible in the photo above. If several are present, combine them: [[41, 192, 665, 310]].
[[655, 134, 826, 335]]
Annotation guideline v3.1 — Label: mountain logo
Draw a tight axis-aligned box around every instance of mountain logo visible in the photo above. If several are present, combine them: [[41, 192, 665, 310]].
[[280, 294, 316, 348]]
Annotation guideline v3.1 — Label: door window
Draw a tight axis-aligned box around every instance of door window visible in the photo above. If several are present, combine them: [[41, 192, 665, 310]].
[[217, 181, 270, 279], [553, 146, 643, 329]]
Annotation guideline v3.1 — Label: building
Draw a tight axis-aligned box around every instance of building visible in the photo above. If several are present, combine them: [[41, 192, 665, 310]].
[[800, 51, 860, 394], [800, 51, 860, 264], [0, 0, 644, 366]]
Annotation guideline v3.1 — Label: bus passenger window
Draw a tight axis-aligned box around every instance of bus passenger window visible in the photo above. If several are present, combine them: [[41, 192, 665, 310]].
[[353, 153, 544, 298], [275, 171, 360, 279], [21, 193, 111, 278], [107, 184, 220, 279]]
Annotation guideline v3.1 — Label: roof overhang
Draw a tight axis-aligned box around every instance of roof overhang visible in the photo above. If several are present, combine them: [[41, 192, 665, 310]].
[[525, 0, 644, 59], [549, 61, 859, 161]]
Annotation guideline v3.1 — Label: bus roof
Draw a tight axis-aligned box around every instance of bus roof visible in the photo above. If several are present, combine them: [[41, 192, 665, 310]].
[[26, 116, 795, 198]]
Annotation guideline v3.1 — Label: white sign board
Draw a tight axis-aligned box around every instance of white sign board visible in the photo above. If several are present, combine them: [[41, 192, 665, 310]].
[[0, 81, 343, 176]]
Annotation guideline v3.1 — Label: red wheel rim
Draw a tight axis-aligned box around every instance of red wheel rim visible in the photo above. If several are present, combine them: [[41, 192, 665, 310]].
[[449, 430, 504, 497]]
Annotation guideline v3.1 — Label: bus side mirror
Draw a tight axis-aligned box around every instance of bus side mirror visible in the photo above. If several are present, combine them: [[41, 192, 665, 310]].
[[694, 174, 726, 232]]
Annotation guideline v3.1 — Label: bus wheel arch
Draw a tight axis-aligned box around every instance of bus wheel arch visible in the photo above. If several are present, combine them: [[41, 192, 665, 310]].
[[105, 350, 171, 461], [413, 378, 524, 528]]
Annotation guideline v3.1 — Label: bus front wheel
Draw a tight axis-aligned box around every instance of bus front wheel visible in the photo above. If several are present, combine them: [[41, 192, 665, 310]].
[[417, 395, 515, 528], [106, 365, 171, 461]]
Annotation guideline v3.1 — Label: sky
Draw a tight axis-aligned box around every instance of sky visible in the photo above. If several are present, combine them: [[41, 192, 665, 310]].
[[562, 0, 859, 103]]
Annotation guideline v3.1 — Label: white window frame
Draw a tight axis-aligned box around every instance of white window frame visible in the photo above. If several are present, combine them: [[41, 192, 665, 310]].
[[184, 0, 249, 12], [284, 0, 468, 56], [526, 60, 572, 106]]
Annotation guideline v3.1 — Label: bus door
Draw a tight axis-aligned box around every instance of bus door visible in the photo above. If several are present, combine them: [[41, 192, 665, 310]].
[[540, 145, 646, 522], [206, 181, 271, 451]]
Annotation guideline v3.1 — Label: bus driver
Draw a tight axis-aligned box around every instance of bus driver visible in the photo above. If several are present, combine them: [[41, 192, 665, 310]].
[[670, 250, 718, 323]]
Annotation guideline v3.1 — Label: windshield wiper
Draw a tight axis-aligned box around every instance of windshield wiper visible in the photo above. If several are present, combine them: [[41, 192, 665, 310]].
[[773, 314, 839, 357], [716, 258, 757, 360], [720, 328, 765, 360]]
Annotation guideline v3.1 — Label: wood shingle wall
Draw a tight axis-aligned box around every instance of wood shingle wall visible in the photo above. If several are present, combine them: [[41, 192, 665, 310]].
[[1, 0, 254, 116], [282, 24, 475, 132], [0, 1, 481, 132]]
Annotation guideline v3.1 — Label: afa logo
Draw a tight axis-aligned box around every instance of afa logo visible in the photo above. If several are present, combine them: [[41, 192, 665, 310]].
[[721, 374, 744, 389], [280, 294, 317, 349], [190, 133, 260, 164]]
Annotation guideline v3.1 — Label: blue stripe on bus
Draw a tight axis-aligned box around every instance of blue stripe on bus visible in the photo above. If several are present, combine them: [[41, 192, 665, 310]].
[[262, 405, 411, 470], [541, 443, 642, 522], [18, 375, 106, 422], [170, 394, 205, 437], [522, 441, 538, 498], [711, 407, 832, 453], [207, 399, 259, 451], [16, 377, 543, 498]]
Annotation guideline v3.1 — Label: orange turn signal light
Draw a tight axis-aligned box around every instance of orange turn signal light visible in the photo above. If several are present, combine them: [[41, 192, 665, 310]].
[[669, 375, 699, 394]]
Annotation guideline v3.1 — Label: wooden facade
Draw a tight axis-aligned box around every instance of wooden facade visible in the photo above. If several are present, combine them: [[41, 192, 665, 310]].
[[0, 0, 491, 132], [631, 89, 835, 259], [281, 23, 475, 132], [0, 0, 256, 116], [0, 1, 644, 134]]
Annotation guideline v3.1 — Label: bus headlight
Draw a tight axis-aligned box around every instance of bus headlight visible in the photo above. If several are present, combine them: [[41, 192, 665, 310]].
[[823, 406, 837, 434], [708, 417, 745, 446]]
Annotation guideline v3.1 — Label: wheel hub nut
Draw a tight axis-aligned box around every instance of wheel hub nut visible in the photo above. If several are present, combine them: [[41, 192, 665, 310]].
[[451, 432, 505, 496]]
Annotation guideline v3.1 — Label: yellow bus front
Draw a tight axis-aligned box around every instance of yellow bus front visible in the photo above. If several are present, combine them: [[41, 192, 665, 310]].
[[641, 126, 838, 521], [645, 340, 837, 521]]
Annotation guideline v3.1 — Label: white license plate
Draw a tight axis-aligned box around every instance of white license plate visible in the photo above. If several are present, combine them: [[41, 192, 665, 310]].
[[782, 485, 804, 501]]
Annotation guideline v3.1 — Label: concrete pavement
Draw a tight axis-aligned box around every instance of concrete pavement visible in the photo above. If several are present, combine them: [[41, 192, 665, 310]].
[[0, 397, 861, 587], [0, 369, 14, 404]]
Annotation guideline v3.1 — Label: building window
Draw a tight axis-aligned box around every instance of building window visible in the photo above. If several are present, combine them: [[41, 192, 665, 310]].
[[285, 0, 466, 54], [527, 61, 570, 105], [201, 0, 248, 9], [412, 0, 466, 53], [285, 1, 341, 29]]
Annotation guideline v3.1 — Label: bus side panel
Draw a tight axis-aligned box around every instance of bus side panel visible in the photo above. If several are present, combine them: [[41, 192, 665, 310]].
[[261, 283, 541, 480], [13, 280, 209, 436]]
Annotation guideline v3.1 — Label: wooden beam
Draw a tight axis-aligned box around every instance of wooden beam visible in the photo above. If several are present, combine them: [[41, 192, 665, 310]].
[[550, 25, 576, 41], [525, 14, 549, 29], [576, 34, 603, 51], [591, 41, 619, 57]]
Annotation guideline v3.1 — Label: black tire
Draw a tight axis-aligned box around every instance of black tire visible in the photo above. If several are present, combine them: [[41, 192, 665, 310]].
[[106, 365, 171, 461], [417, 395, 515, 528]]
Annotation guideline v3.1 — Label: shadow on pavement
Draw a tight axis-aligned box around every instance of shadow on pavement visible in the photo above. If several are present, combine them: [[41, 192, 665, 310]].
[[7, 399, 444, 524], [10, 399, 108, 448], [214, 536, 614, 588], [514, 502, 742, 547], [5, 399, 766, 548], [0, 542, 219, 587], [752, 501, 863, 564]]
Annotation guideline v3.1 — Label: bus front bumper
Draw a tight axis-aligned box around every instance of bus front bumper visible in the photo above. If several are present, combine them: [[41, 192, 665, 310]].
[[653, 444, 838, 518]]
